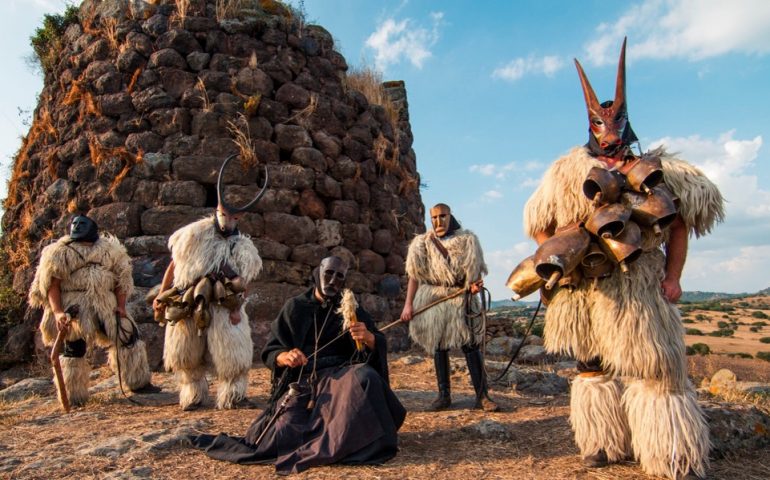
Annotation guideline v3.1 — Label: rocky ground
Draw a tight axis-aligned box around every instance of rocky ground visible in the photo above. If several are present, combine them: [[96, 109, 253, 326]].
[[1, 350, 769, 480]]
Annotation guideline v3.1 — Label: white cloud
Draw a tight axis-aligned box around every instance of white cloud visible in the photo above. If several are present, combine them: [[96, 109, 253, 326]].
[[468, 160, 545, 180], [683, 246, 770, 293], [649, 131, 770, 221], [584, 0, 770, 65], [492, 55, 566, 82], [485, 242, 538, 300], [366, 11, 444, 71], [482, 190, 503, 201]]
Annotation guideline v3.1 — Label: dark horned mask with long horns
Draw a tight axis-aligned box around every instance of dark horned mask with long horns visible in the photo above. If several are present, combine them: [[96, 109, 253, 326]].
[[215, 154, 269, 236], [575, 37, 638, 160]]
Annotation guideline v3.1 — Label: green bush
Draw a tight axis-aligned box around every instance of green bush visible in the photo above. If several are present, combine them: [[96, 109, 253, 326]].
[[757, 352, 770, 362], [727, 352, 753, 359], [30, 5, 79, 73], [685, 328, 704, 336], [752, 321, 768, 327], [717, 321, 730, 329], [750, 326, 760, 333], [709, 328, 734, 337], [682, 319, 695, 324], [695, 314, 707, 321], [688, 343, 711, 355], [759, 337, 770, 344], [751, 310, 769, 319], [739, 301, 750, 307]]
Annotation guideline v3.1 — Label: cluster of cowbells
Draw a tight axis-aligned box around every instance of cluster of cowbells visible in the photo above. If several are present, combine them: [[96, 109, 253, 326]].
[[151, 277, 246, 336], [507, 154, 680, 301]]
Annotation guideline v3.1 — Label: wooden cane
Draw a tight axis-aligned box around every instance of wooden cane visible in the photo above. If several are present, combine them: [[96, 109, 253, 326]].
[[380, 287, 468, 332], [50, 313, 71, 413]]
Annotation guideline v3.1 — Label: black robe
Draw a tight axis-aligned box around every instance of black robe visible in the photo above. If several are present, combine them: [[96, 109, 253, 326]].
[[189, 288, 406, 475]]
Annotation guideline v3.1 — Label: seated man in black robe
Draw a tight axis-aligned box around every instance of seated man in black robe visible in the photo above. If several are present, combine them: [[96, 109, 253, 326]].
[[190, 256, 406, 475]]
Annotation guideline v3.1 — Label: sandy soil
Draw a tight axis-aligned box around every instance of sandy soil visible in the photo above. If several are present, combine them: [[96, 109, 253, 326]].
[[683, 295, 770, 356]]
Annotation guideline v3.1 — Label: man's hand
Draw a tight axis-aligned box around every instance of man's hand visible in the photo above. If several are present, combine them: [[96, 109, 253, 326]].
[[54, 311, 70, 332], [229, 309, 242, 325], [349, 322, 375, 348], [661, 276, 682, 303], [400, 303, 414, 322], [470, 279, 484, 295], [276, 348, 308, 368]]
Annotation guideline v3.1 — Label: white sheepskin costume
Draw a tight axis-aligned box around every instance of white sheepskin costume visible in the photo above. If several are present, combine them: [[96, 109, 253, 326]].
[[29, 234, 152, 404], [163, 217, 262, 410], [524, 146, 723, 479]]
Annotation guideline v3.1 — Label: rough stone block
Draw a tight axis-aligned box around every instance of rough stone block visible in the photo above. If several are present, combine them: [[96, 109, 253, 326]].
[[89, 202, 143, 238], [141, 206, 213, 235], [158, 180, 206, 206]]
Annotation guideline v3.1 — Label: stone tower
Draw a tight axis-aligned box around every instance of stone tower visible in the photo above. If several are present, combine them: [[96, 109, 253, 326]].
[[1, 0, 423, 366]]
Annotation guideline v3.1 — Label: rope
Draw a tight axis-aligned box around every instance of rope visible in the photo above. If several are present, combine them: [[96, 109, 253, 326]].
[[113, 313, 143, 406], [490, 299, 542, 383]]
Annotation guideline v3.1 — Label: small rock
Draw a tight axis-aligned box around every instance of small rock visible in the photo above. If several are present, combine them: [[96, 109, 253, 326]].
[[399, 355, 424, 366], [709, 368, 738, 395], [508, 368, 569, 396], [516, 345, 548, 364], [704, 401, 770, 456], [485, 336, 521, 356], [464, 419, 509, 439]]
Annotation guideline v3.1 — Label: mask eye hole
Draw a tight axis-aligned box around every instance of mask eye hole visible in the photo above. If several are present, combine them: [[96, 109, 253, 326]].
[[591, 118, 604, 127]]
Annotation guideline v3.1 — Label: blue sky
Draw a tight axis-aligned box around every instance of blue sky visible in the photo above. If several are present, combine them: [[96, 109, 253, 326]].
[[2, 0, 770, 300]]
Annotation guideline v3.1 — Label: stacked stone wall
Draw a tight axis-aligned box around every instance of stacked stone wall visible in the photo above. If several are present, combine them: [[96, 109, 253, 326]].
[[1, 0, 424, 366]]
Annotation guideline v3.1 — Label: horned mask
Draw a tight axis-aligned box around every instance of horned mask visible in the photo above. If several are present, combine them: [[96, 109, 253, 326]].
[[575, 37, 638, 160], [215, 154, 269, 236]]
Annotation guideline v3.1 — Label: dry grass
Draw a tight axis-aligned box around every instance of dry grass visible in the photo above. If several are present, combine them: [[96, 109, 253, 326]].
[[171, 0, 191, 27], [226, 113, 258, 168], [346, 66, 400, 128], [285, 91, 318, 127], [101, 17, 120, 52], [0, 354, 766, 479], [87, 136, 143, 194], [215, 0, 252, 22], [195, 77, 212, 111]]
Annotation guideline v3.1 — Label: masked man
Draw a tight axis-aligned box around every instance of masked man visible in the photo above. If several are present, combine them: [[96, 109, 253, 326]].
[[29, 214, 154, 407], [153, 155, 265, 410], [524, 39, 723, 480], [189, 256, 406, 475], [400, 203, 497, 411]]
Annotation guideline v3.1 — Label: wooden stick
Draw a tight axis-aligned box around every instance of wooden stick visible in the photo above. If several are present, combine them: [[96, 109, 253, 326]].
[[380, 287, 467, 332], [50, 315, 71, 413]]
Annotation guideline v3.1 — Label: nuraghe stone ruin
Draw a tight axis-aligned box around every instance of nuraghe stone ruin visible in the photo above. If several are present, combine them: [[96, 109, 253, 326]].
[[1, 0, 424, 368]]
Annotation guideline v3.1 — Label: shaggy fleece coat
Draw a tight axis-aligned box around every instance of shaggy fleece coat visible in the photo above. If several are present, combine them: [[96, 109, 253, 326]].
[[163, 217, 262, 409], [29, 234, 135, 347], [405, 229, 487, 351], [523, 146, 724, 388], [525, 146, 723, 479]]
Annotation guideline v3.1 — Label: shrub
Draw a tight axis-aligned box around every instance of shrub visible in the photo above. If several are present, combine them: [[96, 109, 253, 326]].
[[750, 326, 760, 333], [751, 310, 769, 319], [739, 301, 750, 307], [760, 337, 770, 344], [685, 328, 704, 336], [689, 343, 711, 355], [752, 321, 768, 327], [30, 5, 80, 74], [717, 321, 730, 329], [682, 319, 695, 324], [695, 314, 707, 321], [727, 352, 753, 359], [709, 328, 734, 337], [757, 352, 770, 363]]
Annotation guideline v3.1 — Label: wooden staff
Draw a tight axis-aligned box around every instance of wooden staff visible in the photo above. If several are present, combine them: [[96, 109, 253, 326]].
[[50, 313, 72, 413], [380, 287, 467, 332]]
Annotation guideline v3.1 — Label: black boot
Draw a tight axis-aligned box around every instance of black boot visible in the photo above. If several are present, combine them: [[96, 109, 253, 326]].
[[464, 345, 499, 412], [430, 349, 451, 411], [582, 449, 608, 468]]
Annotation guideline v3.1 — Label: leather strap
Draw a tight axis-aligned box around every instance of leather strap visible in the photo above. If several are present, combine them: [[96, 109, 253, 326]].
[[429, 233, 450, 261]]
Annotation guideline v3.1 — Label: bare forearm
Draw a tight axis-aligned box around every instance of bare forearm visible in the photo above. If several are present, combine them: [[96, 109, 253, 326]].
[[404, 277, 418, 307], [47, 278, 64, 315], [665, 216, 688, 281]]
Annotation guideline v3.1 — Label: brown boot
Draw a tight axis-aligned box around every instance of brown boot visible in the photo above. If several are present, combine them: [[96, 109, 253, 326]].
[[430, 350, 451, 411]]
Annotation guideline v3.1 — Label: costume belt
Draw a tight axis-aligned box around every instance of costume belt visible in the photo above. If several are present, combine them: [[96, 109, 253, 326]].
[[155, 276, 244, 335]]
